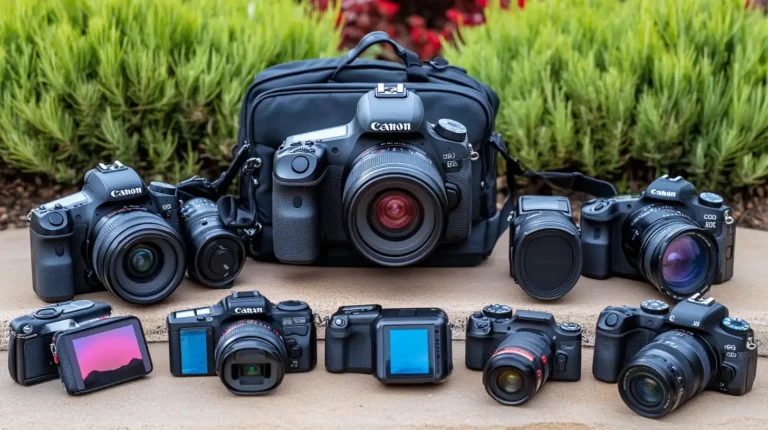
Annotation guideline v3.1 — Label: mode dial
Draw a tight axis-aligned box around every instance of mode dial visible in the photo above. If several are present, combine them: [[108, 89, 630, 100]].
[[434, 119, 467, 142], [482, 304, 513, 320]]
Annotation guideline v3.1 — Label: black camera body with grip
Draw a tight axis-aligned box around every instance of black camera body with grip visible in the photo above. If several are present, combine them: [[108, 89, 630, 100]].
[[167, 290, 316, 395], [28, 161, 186, 305], [581, 175, 735, 301], [593, 296, 758, 418], [8, 300, 112, 386], [465, 305, 582, 405], [272, 84, 474, 267], [325, 305, 452, 384]]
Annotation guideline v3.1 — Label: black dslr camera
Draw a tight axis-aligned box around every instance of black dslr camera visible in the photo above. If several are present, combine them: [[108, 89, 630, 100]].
[[509, 196, 582, 300], [581, 175, 736, 301], [167, 290, 317, 395], [29, 162, 186, 305], [8, 300, 112, 386], [272, 84, 475, 267], [593, 295, 758, 418], [466, 305, 582, 405], [325, 305, 453, 384]]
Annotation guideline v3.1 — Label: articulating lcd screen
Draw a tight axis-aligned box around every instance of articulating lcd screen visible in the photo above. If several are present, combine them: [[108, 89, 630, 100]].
[[72, 324, 146, 390], [388, 328, 430, 375]]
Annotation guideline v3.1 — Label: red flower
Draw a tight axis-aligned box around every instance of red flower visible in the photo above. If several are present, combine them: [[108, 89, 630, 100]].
[[377, 0, 400, 18]]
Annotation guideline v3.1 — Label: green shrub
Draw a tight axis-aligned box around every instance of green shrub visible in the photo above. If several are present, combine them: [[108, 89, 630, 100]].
[[0, 0, 341, 183], [443, 0, 768, 193]]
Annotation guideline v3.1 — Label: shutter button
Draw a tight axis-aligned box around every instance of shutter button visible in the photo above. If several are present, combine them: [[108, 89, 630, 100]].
[[291, 156, 310, 174]]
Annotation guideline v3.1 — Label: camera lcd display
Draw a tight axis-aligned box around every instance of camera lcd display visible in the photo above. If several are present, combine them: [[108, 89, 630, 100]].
[[68, 319, 151, 391], [388, 328, 430, 375], [180, 328, 209, 375]]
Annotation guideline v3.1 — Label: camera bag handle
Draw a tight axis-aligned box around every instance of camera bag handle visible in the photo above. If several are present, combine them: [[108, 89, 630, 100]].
[[330, 31, 428, 82], [489, 133, 618, 240]]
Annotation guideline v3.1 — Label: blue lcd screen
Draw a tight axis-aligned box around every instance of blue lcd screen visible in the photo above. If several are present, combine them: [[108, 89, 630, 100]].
[[388, 328, 430, 375], [180, 329, 208, 375]]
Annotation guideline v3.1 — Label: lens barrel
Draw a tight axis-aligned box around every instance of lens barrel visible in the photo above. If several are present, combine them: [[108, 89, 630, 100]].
[[214, 320, 287, 395], [483, 330, 553, 405], [618, 330, 717, 418], [623, 205, 717, 300], [510, 211, 582, 300], [343, 144, 447, 266], [181, 198, 246, 288], [91, 210, 185, 305]]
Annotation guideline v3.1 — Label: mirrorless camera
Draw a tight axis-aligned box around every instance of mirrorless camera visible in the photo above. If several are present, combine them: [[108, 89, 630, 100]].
[[581, 175, 736, 301], [325, 305, 453, 384], [272, 84, 475, 267], [29, 162, 186, 305], [509, 196, 582, 300], [167, 290, 317, 395], [593, 295, 758, 418], [8, 300, 112, 386], [466, 305, 582, 405]]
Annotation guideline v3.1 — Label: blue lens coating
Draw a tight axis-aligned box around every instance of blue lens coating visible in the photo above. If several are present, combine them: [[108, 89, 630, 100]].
[[180, 329, 208, 375], [388, 328, 430, 375]]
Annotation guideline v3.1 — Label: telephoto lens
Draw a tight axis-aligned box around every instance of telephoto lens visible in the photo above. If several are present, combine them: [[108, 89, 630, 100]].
[[483, 331, 554, 405], [215, 320, 288, 395], [181, 198, 246, 288], [509, 196, 582, 300], [618, 330, 717, 418]]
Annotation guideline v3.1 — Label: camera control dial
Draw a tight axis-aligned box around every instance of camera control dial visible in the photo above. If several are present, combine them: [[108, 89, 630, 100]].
[[559, 322, 582, 333], [641, 299, 670, 315], [721, 317, 751, 335], [434, 119, 467, 142], [277, 300, 309, 312], [698, 192, 724, 208], [482, 304, 513, 320]]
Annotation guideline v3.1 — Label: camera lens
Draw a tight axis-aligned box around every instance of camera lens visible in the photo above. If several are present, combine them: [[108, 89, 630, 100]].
[[510, 208, 582, 300], [623, 205, 717, 300], [92, 210, 185, 305], [619, 330, 717, 418], [181, 198, 246, 288], [343, 143, 446, 266], [215, 320, 287, 395], [483, 330, 553, 405]]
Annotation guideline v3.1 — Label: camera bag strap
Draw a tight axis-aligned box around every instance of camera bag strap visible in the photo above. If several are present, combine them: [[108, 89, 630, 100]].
[[488, 133, 618, 240]]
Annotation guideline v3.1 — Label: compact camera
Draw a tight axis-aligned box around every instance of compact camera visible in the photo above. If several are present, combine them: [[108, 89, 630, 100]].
[[466, 305, 582, 405], [167, 290, 317, 395], [29, 162, 186, 305], [581, 175, 736, 301], [8, 300, 112, 386], [325, 305, 453, 384], [272, 84, 475, 267], [593, 295, 758, 418], [509, 196, 582, 300]]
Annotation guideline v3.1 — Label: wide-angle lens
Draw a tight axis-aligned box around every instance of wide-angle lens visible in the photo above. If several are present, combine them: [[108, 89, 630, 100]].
[[215, 320, 287, 395], [92, 210, 185, 305], [618, 330, 717, 418], [343, 143, 447, 266], [482, 330, 553, 405], [622, 205, 717, 300]]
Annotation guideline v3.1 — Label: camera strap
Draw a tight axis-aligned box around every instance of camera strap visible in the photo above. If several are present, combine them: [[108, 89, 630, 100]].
[[489, 133, 618, 240]]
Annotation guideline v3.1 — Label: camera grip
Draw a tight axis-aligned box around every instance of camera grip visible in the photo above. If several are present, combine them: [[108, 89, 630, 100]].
[[592, 330, 626, 383], [272, 184, 319, 264], [580, 216, 612, 279], [30, 229, 75, 302]]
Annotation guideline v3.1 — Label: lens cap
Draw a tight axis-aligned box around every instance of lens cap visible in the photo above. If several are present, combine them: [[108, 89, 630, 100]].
[[513, 224, 582, 301]]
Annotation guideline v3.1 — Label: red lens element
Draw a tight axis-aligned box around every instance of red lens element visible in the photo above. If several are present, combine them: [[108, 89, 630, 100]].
[[375, 192, 417, 230]]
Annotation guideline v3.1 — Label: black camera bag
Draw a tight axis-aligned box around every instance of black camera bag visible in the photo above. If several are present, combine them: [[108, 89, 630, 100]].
[[183, 32, 616, 267]]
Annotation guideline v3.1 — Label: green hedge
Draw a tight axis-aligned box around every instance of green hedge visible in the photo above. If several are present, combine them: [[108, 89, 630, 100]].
[[0, 0, 341, 183], [443, 0, 768, 193]]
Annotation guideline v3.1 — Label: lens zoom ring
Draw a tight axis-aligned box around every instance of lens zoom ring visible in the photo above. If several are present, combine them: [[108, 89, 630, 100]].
[[345, 149, 443, 197], [92, 210, 168, 259], [655, 330, 714, 385], [499, 330, 552, 359], [217, 320, 287, 362]]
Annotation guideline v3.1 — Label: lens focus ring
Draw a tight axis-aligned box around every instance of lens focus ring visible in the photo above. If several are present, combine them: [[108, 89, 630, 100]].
[[483, 330, 553, 405]]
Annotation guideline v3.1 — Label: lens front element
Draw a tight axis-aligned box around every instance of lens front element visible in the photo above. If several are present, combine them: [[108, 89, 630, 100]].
[[662, 235, 707, 289]]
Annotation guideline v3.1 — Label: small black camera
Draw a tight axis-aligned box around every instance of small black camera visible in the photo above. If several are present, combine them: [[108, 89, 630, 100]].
[[167, 290, 317, 395], [29, 161, 186, 305], [581, 174, 736, 301], [466, 305, 582, 405], [325, 305, 453, 384], [593, 295, 758, 418], [8, 300, 112, 386], [509, 196, 582, 300], [272, 84, 475, 267]]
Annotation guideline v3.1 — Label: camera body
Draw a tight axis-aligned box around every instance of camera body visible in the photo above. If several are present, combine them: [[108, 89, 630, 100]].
[[272, 84, 474, 266], [28, 161, 184, 304], [593, 296, 757, 396], [465, 305, 582, 382], [581, 175, 735, 300], [509, 196, 582, 300], [167, 290, 316, 377], [325, 305, 453, 384], [8, 300, 112, 386]]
